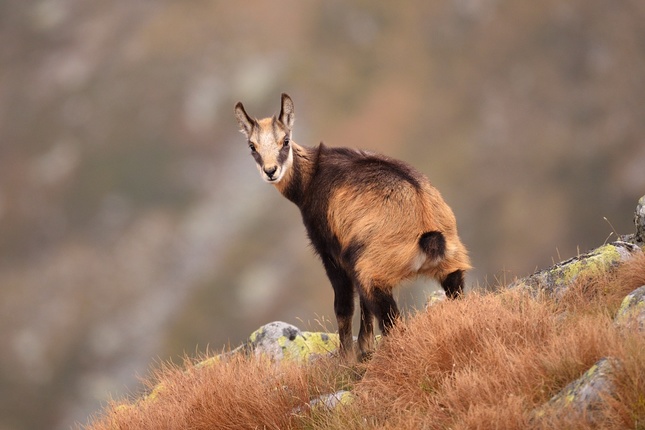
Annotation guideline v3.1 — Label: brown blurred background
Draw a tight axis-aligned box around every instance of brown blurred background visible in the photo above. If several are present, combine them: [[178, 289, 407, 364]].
[[1, 1, 644, 428]]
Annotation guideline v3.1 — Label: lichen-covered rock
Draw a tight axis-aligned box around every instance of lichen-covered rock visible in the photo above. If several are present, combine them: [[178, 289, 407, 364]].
[[621, 195, 645, 245], [635, 195, 645, 244], [614, 285, 645, 332], [196, 322, 340, 365], [243, 321, 339, 362], [425, 289, 447, 309], [308, 390, 354, 410], [509, 242, 642, 297], [291, 390, 354, 417], [533, 357, 618, 422], [114, 380, 169, 412]]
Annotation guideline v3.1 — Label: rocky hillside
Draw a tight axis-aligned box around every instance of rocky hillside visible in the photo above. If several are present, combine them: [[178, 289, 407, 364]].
[[2, 1, 645, 429], [83, 215, 645, 429]]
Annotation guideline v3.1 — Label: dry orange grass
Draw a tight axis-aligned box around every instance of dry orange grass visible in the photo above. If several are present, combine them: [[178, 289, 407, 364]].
[[84, 254, 645, 430], [84, 354, 357, 430], [314, 253, 645, 429]]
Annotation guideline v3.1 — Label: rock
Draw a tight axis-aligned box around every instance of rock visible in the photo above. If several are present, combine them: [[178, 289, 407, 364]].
[[621, 194, 645, 245], [614, 285, 645, 332], [203, 323, 353, 419], [291, 390, 354, 417], [196, 322, 340, 365], [635, 195, 645, 244], [425, 289, 447, 309], [532, 357, 619, 423], [509, 242, 642, 297], [308, 390, 354, 410], [239, 321, 340, 363]]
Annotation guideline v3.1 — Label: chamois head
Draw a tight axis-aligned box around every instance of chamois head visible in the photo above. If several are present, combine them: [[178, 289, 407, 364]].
[[234, 93, 295, 184]]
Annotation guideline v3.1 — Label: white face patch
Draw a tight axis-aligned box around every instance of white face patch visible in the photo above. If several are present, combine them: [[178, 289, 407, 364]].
[[256, 146, 293, 184], [268, 146, 293, 183], [248, 118, 293, 184]]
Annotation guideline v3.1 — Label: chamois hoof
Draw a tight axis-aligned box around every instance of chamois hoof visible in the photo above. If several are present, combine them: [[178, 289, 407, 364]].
[[357, 349, 374, 363]]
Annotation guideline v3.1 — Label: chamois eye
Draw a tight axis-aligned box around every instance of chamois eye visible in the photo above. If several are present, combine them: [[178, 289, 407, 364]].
[[283, 136, 290, 147], [249, 143, 256, 153]]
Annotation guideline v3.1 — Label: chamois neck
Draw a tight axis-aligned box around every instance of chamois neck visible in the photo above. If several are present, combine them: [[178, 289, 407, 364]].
[[274, 142, 317, 206]]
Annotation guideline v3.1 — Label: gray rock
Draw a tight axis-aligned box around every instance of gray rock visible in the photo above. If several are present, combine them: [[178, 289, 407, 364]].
[[635, 195, 645, 244], [240, 321, 340, 362], [425, 289, 447, 309], [308, 390, 354, 410], [614, 285, 645, 332], [532, 357, 618, 423], [622, 194, 645, 245]]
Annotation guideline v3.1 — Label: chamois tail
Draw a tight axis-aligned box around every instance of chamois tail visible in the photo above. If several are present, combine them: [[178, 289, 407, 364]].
[[419, 231, 446, 261]]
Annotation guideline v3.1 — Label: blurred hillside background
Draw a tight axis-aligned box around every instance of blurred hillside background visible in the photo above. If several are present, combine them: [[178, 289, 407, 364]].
[[1, 0, 644, 429]]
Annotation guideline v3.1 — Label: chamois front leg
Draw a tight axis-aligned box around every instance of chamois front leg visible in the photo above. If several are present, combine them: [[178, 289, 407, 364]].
[[321, 254, 354, 359], [357, 296, 375, 361]]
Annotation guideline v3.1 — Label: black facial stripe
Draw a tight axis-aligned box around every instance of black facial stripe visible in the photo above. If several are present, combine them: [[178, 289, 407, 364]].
[[251, 150, 263, 166], [277, 143, 290, 165]]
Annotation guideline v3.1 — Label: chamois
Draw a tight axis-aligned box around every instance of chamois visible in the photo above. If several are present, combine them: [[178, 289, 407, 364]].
[[234, 93, 471, 360]]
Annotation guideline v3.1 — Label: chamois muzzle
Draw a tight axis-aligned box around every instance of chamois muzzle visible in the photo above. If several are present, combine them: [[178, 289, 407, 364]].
[[264, 165, 278, 180]]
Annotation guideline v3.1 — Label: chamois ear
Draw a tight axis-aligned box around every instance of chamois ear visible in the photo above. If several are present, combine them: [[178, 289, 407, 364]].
[[279, 93, 295, 130], [234, 102, 255, 138]]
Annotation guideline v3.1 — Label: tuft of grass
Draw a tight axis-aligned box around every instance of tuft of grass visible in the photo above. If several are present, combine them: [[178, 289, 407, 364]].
[[83, 352, 360, 430], [84, 253, 645, 430]]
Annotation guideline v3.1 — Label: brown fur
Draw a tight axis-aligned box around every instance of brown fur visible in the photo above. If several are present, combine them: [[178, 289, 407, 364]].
[[235, 94, 471, 360], [327, 175, 470, 294]]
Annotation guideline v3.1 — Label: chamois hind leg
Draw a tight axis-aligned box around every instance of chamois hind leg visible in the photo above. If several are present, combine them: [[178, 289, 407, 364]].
[[357, 296, 375, 361], [321, 254, 355, 358], [441, 269, 465, 299], [365, 286, 400, 335]]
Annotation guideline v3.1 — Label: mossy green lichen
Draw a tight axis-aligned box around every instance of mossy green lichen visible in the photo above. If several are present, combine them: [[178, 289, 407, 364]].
[[244, 321, 339, 362], [193, 355, 222, 369], [276, 331, 340, 362], [511, 242, 642, 296], [112, 380, 168, 413]]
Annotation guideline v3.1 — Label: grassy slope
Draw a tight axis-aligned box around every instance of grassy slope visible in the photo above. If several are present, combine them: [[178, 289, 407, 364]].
[[84, 254, 645, 430]]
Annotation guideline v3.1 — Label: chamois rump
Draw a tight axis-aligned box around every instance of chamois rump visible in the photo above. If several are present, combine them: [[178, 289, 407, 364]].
[[234, 93, 471, 360]]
